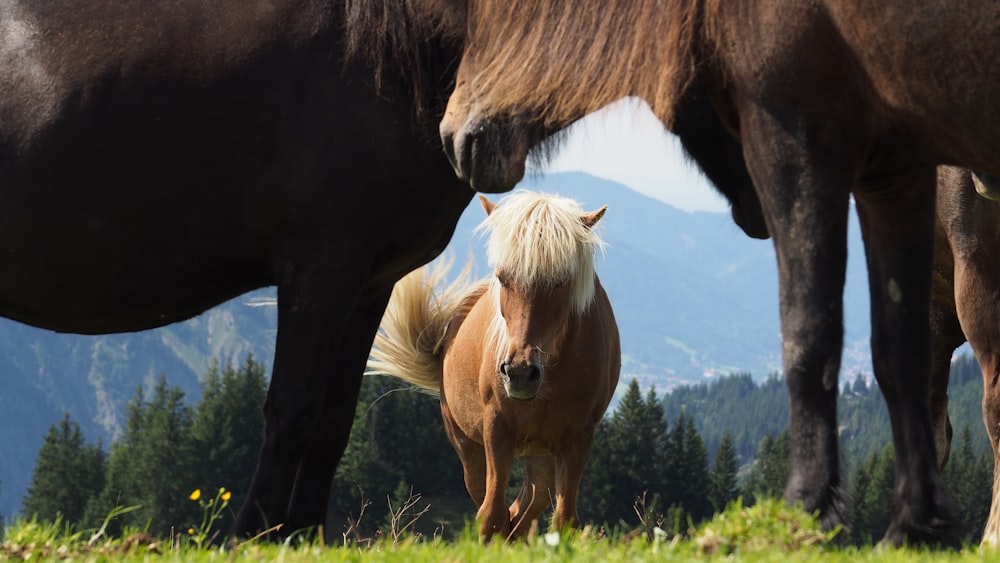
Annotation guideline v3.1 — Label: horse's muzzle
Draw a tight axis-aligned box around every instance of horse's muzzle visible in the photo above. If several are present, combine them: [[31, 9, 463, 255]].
[[499, 362, 543, 400]]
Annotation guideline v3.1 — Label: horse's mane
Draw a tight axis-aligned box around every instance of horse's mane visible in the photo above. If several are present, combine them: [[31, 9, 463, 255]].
[[343, 0, 462, 117], [476, 191, 605, 316], [465, 0, 705, 127]]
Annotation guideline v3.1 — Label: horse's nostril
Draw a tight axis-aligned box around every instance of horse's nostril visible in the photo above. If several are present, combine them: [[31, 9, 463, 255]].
[[526, 365, 541, 382]]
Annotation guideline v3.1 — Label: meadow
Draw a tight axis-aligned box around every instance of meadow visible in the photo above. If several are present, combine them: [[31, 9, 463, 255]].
[[2, 498, 996, 562]]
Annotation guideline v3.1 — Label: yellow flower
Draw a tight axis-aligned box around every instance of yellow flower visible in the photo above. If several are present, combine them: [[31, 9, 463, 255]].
[[187, 528, 195, 535], [221, 491, 232, 502], [189, 489, 202, 501]]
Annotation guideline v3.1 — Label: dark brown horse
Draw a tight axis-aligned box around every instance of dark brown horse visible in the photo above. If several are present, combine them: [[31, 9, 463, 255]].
[[368, 192, 620, 541], [0, 1, 473, 537], [349, 0, 1000, 546], [930, 167, 1000, 546]]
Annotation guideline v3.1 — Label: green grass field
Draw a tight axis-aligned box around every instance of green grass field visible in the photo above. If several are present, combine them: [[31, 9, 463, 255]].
[[3, 499, 997, 562]]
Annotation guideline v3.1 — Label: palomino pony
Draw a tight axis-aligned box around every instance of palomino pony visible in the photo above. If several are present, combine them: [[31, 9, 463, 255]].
[[930, 167, 1000, 545], [356, 0, 1000, 546], [368, 191, 620, 540], [0, 1, 473, 537]]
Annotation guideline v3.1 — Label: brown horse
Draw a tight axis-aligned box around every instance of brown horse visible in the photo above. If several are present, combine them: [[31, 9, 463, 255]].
[[368, 191, 620, 541], [931, 167, 1000, 545], [349, 0, 1000, 547], [0, 0, 473, 537]]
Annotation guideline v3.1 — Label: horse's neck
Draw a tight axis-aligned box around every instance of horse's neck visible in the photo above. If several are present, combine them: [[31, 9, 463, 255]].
[[437, 279, 491, 355]]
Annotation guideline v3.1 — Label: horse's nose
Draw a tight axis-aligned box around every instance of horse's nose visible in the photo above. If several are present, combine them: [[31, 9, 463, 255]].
[[499, 362, 543, 400]]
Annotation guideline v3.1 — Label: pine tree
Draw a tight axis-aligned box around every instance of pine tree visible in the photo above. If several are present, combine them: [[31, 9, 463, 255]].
[[190, 355, 267, 532], [851, 445, 894, 544], [663, 412, 710, 523], [22, 413, 105, 526], [708, 432, 739, 513], [742, 428, 790, 504], [330, 375, 465, 530], [579, 379, 668, 530], [88, 376, 200, 535], [943, 425, 991, 542]]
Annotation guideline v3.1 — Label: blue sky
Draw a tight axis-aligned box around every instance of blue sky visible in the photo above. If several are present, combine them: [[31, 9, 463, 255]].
[[529, 98, 729, 213]]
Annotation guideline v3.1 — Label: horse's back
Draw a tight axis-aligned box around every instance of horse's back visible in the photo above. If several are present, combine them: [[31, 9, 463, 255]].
[[0, 1, 472, 333], [832, 2, 1000, 166], [714, 1, 1000, 172]]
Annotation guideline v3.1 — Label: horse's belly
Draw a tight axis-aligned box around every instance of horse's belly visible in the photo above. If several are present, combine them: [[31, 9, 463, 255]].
[[0, 216, 268, 333]]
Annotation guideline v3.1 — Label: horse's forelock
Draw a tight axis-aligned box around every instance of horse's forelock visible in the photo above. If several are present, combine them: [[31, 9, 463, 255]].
[[465, 0, 701, 128], [477, 191, 604, 315]]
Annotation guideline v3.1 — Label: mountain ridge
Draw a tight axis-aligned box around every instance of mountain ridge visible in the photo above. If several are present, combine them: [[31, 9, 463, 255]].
[[0, 171, 872, 520]]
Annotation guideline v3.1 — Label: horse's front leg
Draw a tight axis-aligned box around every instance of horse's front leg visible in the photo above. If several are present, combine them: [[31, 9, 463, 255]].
[[741, 109, 852, 535], [283, 289, 392, 536], [479, 406, 514, 541], [233, 254, 371, 538], [855, 168, 957, 546]]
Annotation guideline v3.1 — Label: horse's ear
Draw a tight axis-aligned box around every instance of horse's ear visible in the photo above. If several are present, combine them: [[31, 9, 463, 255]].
[[479, 195, 497, 216], [581, 205, 607, 229]]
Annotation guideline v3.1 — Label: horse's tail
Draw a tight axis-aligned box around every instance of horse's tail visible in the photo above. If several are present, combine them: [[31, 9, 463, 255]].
[[366, 256, 472, 394]]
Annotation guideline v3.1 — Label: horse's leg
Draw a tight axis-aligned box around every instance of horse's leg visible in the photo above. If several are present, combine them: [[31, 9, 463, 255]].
[[550, 439, 592, 533], [974, 345, 1000, 547], [952, 260, 1000, 546], [479, 406, 514, 540], [233, 256, 370, 538], [739, 110, 853, 534], [854, 168, 958, 546], [508, 456, 555, 539], [283, 290, 392, 536], [929, 243, 964, 469], [440, 402, 488, 506]]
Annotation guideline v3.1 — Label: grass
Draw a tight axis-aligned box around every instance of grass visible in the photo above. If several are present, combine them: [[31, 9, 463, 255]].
[[2, 498, 998, 562]]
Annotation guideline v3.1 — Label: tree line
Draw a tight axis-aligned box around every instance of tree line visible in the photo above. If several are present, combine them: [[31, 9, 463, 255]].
[[13, 354, 994, 544], [20, 356, 267, 538]]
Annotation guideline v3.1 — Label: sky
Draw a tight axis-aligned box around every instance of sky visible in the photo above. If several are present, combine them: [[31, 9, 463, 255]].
[[527, 98, 730, 213]]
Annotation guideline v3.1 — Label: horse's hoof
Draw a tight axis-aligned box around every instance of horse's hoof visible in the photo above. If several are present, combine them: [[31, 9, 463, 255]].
[[880, 516, 961, 550]]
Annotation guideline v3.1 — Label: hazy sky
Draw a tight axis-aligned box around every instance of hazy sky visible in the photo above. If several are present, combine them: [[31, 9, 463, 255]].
[[528, 98, 730, 213]]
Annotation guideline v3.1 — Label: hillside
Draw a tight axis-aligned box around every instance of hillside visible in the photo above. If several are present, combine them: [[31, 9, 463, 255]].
[[450, 172, 872, 392], [0, 172, 873, 520]]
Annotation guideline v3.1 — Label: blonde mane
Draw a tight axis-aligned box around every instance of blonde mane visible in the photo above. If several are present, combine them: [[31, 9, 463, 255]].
[[465, 0, 704, 128], [475, 191, 605, 316]]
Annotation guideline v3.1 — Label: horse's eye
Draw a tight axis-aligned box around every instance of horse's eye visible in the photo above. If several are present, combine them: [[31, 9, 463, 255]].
[[497, 273, 509, 288]]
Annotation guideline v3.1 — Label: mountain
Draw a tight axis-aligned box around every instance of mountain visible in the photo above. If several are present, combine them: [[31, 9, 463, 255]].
[[0, 171, 872, 520], [451, 172, 872, 391]]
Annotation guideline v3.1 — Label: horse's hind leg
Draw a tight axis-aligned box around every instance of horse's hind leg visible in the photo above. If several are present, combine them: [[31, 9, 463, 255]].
[[508, 456, 555, 539], [854, 168, 958, 547], [929, 281, 963, 469], [974, 349, 1000, 547], [440, 403, 488, 506], [953, 260, 1000, 546]]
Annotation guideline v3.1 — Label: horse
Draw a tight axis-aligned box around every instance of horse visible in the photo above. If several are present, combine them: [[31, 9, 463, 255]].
[[350, 0, 1000, 546], [367, 191, 621, 541], [0, 0, 475, 537], [930, 166, 1000, 546]]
